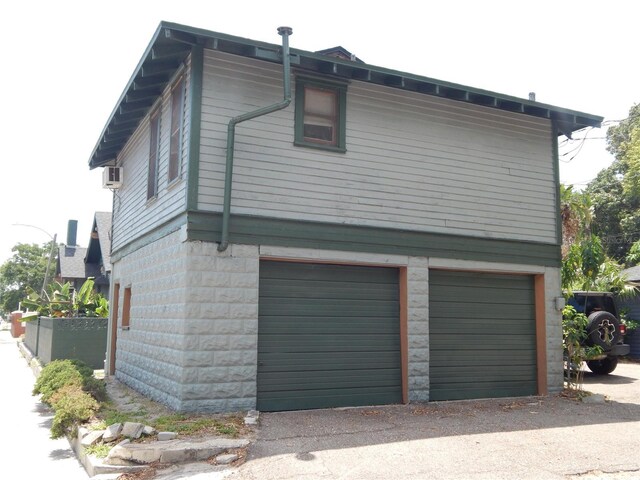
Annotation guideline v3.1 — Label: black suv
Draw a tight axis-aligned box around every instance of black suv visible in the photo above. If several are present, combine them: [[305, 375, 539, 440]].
[[566, 292, 630, 374]]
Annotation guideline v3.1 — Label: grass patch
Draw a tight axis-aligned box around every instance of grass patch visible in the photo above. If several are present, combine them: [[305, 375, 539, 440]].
[[151, 414, 243, 437], [85, 443, 112, 458], [98, 405, 149, 426]]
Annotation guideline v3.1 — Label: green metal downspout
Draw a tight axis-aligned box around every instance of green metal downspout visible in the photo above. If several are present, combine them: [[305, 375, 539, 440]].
[[218, 26, 293, 252]]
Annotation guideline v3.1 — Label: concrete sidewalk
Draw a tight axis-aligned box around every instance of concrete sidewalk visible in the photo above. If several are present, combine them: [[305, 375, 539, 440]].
[[0, 331, 87, 479]]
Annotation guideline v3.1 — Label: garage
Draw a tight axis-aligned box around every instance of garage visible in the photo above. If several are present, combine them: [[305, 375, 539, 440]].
[[429, 270, 537, 401], [257, 261, 402, 411]]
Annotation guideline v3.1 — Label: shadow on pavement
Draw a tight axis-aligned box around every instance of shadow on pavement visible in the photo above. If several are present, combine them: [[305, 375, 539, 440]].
[[39, 418, 53, 429], [248, 394, 640, 461], [49, 449, 76, 460], [582, 373, 637, 385]]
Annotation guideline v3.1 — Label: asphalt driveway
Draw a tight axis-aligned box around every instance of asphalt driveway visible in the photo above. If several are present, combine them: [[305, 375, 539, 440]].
[[230, 362, 640, 480]]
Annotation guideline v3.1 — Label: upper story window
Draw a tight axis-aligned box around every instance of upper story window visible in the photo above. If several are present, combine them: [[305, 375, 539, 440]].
[[294, 77, 347, 152], [168, 76, 185, 183], [147, 108, 161, 200]]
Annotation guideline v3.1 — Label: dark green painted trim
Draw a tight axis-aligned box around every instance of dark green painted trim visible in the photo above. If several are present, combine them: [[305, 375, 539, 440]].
[[294, 76, 347, 152], [110, 213, 187, 263], [551, 120, 562, 246], [186, 46, 204, 212], [186, 211, 561, 267]]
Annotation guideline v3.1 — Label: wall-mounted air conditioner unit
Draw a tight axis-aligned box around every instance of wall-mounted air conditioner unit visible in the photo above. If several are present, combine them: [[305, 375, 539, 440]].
[[102, 167, 123, 189]]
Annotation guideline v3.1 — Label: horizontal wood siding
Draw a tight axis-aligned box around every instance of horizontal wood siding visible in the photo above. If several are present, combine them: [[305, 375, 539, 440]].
[[112, 62, 191, 253], [199, 50, 556, 244]]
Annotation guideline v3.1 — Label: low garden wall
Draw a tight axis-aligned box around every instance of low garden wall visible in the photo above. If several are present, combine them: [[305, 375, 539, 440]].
[[23, 317, 108, 369]]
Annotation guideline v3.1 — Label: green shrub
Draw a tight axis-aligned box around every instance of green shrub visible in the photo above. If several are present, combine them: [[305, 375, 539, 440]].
[[33, 360, 84, 405], [33, 359, 107, 405], [49, 384, 99, 439], [83, 376, 107, 402]]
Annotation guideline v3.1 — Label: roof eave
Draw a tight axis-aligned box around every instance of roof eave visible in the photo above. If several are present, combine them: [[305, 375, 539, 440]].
[[88, 22, 603, 169]]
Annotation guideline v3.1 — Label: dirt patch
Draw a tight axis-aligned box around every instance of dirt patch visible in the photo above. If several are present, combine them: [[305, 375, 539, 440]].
[[103, 377, 174, 420], [93, 377, 257, 449]]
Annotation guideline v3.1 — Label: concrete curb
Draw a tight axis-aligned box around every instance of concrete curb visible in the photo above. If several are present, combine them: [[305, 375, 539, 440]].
[[69, 431, 148, 477], [69, 430, 249, 477], [17, 337, 43, 377]]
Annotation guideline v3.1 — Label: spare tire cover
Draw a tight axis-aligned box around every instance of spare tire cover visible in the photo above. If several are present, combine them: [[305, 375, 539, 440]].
[[586, 311, 621, 349]]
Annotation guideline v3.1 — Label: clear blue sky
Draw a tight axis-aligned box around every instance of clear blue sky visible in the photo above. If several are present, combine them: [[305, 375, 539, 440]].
[[0, 0, 637, 264]]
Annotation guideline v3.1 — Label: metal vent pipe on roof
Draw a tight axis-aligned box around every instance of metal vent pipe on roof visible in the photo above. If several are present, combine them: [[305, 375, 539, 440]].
[[217, 26, 293, 252]]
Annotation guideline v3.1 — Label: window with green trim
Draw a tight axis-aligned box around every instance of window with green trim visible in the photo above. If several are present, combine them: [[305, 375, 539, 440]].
[[294, 77, 346, 152]]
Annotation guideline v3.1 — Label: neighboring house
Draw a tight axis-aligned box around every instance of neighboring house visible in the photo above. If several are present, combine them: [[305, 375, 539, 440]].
[[617, 265, 640, 358], [85, 212, 113, 297], [55, 213, 112, 296], [88, 22, 602, 413]]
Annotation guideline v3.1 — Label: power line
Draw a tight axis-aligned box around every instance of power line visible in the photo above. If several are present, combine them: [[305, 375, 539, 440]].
[[559, 127, 593, 162]]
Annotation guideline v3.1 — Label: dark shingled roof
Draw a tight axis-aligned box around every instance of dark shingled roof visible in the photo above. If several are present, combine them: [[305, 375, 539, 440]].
[[57, 246, 89, 280], [623, 265, 640, 282], [85, 212, 112, 273]]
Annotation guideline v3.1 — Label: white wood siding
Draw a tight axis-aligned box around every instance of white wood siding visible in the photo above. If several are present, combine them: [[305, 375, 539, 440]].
[[199, 50, 557, 243], [111, 62, 191, 252]]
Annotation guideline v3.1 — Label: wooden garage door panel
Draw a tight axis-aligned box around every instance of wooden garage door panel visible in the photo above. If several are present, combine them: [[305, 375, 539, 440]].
[[257, 261, 402, 411], [429, 270, 537, 401]]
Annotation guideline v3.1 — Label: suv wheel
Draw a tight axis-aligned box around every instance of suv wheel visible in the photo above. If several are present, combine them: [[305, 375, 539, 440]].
[[586, 311, 622, 349], [586, 357, 618, 375]]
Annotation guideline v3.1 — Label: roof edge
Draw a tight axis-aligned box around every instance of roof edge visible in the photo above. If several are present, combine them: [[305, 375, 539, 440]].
[[88, 21, 603, 169]]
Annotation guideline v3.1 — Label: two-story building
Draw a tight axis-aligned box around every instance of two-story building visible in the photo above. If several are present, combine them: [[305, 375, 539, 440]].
[[89, 22, 602, 412]]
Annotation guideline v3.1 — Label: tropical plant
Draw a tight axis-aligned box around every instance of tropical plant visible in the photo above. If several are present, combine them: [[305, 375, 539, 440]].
[[626, 240, 640, 266], [562, 305, 602, 391], [560, 184, 593, 258], [561, 235, 605, 293], [21, 278, 108, 321]]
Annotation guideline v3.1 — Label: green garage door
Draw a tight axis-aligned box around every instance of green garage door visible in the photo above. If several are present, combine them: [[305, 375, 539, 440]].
[[429, 270, 537, 401], [257, 261, 402, 411]]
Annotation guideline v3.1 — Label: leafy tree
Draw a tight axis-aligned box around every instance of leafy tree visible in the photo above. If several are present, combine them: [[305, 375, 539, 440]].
[[0, 242, 55, 315], [587, 104, 640, 262], [559, 187, 633, 295], [627, 240, 640, 266], [606, 104, 640, 165]]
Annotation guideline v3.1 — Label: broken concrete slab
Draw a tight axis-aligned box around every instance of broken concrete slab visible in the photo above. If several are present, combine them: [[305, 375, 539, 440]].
[[216, 453, 238, 465], [121, 422, 145, 439], [105, 437, 250, 466], [81, 430, 104, 447], [245, 410, 259, 425], [103, 423, 122, 442], [158, 431, 178, 441], [582, 393, 607, 404], [143, 425, 157, 436]]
